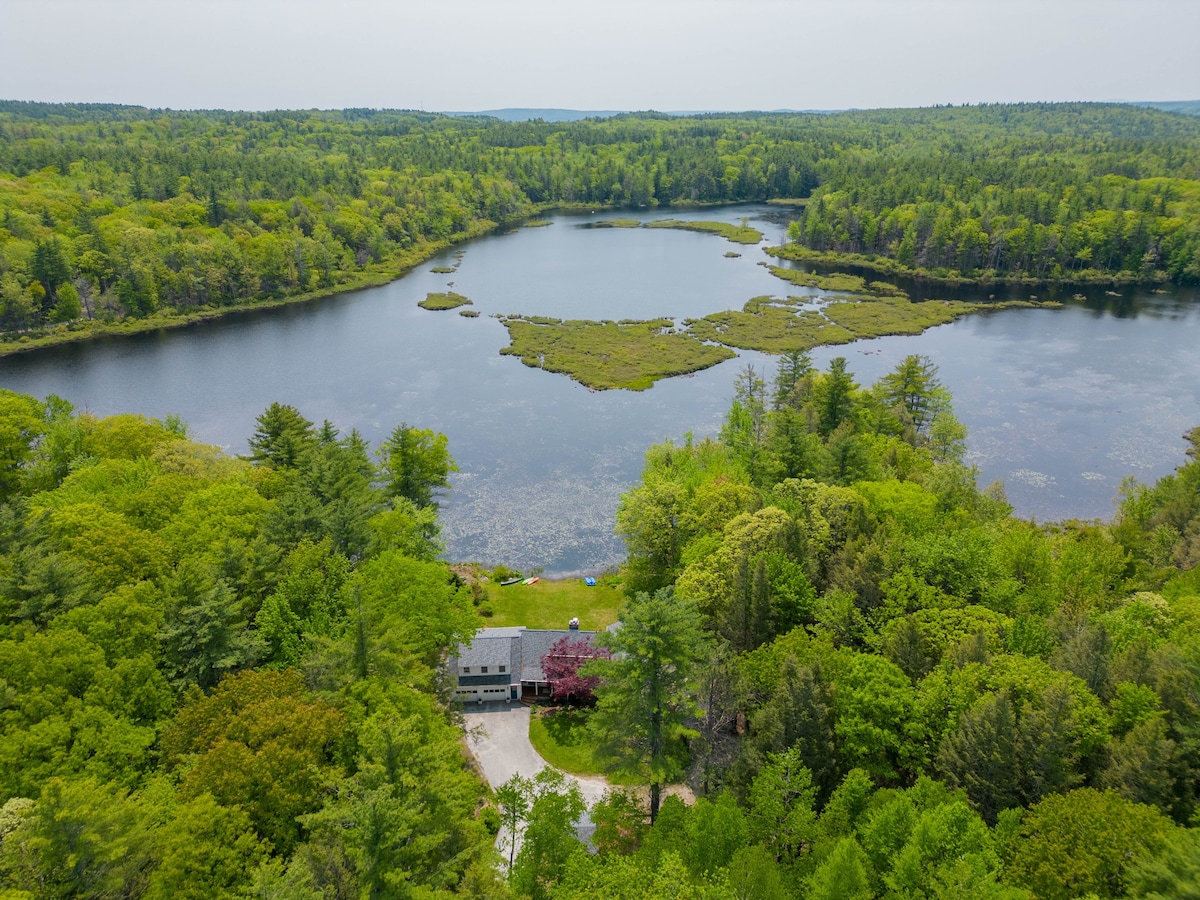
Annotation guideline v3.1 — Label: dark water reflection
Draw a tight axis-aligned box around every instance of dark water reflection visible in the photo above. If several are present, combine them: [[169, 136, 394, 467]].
[[0, 204, 1197, 574]]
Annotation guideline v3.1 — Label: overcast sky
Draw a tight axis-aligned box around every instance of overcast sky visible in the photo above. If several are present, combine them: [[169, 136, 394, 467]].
[[2, 0, 1197, 113]]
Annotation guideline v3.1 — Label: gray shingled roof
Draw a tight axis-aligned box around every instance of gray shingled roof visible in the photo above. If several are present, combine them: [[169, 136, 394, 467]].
[[519, 629, 597, 683], [455, 628, 521, 683], [454, 627, 599, 685]]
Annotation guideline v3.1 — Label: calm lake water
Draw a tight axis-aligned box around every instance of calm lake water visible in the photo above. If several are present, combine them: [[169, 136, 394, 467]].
[[1, 203, 1197, 575]]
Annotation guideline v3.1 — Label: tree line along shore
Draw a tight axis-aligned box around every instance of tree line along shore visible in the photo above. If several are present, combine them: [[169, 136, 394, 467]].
[[1, 100, 1198, 355]]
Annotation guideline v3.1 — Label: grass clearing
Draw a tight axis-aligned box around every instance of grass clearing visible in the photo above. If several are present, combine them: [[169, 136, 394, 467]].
[[481, 577, 623, 631], [528, 707, 641, 783], [528, 710, 633, 782], [419, 291, 473, 311], [499, 316, 735, 391]]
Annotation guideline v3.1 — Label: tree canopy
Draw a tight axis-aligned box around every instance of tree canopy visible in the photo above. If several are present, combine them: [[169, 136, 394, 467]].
[[0, 101, 1197, 349]]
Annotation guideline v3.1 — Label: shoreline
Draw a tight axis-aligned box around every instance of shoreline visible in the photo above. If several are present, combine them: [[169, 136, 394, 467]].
[[0, 201, 1184, 359], [765, 243, 1178, 290], [0, 216, 509, 359]]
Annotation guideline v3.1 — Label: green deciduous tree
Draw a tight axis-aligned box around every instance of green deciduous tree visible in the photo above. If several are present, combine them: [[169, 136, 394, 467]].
[[0, 389, 49, 500], [143, 793, 268, 900], [2, 776, 154, 900], [747, 747, 817, 862], [496, 773, 534, 867], [806, 837, 873, 900], [1004, 788, 1173, 900], [1127, 827, 1200, 900], [162, 668, 348, 854], [510, 768, 586, 900]]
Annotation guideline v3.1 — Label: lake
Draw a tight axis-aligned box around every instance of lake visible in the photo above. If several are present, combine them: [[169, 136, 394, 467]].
[[0, 203, 1197, 575]]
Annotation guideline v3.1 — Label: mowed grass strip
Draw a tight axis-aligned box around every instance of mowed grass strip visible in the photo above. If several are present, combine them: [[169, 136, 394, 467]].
[[481, 578, 623, 631], [498, 317, 735, 391]]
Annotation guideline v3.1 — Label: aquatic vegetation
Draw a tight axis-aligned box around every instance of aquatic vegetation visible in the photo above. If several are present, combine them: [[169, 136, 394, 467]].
[[645, 219, 763, 244], [588, 219, 642, 228], [418, 291, 473, 310], [686, 288, 988, 354], [823, 295, 984, 336], [724, 251, 742, 258], [765, 265, 863, 292], [499, 316, 735, 391], [523, 219, 553, 227], [430, 266, 456, 274], [459, 309, 480, 318], [687, 296, 856, 353]]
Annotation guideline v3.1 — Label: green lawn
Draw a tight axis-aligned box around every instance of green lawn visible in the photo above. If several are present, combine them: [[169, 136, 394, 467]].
[[481, 578, 623, 631], [528, 707, 640, 784]]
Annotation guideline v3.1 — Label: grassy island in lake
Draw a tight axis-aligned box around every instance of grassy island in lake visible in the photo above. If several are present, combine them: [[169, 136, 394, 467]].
[[764, 264, 907, 296], [687, 297, 856, 353], [822, 295, 985, 337], [499, 316, 735, 391], [645, 219, 763, 244], [419, 291, 473, 311]]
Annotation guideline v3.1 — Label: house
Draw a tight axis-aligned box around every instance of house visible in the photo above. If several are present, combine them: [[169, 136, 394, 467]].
[[452, 622, 599, 703]]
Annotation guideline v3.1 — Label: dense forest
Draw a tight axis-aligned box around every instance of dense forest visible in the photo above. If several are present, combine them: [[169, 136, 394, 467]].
[[1, 349, 1199, 897], [2, 98, 1200, 898], [1, 101, 1199, 346], [0, 395, 503, 898], [556, 355, 1200, 899]]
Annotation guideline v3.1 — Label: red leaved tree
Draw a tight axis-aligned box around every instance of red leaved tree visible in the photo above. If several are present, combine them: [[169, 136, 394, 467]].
[[541, 635, 610, 704]]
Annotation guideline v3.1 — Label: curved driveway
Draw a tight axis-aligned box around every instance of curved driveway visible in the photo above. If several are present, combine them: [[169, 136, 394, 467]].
[[462, 702, 608, 852]]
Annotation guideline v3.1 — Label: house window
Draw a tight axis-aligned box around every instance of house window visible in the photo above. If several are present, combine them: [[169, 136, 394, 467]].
[[481, 666, 489, 674], [462, 667, 470, 674], [499, 665, 506, 673]]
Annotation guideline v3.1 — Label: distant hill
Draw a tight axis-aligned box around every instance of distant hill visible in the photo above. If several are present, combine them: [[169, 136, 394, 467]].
[[443, 108, 627, 122], [1130, 100, 1200, 116], [442, 107, 841, 122]]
